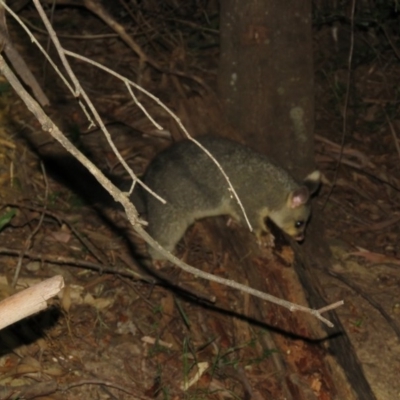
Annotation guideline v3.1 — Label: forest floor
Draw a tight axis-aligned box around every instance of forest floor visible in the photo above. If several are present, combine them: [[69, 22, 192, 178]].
[[0, 3, 399, 400]]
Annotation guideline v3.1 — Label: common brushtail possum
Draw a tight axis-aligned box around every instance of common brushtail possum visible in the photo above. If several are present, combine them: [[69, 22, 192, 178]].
[[141, 136, 320, 260]]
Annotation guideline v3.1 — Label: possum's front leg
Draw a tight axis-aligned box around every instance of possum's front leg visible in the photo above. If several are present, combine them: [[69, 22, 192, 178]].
[[147, 206, 192, 260], [247, 208, 275, 248]]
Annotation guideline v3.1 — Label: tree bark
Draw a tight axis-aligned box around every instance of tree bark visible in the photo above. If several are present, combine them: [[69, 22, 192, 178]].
[[219, 0, 315, 179], [218, 1, 376, 398]]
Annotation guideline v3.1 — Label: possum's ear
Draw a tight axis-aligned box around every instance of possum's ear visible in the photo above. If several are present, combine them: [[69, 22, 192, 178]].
[[287, 187, 309, 209], [303, 170, 321, 195], [287, 170, 321, 209]]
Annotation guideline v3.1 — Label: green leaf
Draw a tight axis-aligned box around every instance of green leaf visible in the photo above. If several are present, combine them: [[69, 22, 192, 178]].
[[0, 209, 16, 231]]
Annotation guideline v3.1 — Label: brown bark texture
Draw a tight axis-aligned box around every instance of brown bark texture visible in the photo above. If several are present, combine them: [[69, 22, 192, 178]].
[[219, 0, 315, 179], [218, 1, 376, 398]]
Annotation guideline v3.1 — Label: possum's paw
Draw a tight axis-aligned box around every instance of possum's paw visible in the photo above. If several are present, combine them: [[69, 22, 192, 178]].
[[254, 229, 275, 248]]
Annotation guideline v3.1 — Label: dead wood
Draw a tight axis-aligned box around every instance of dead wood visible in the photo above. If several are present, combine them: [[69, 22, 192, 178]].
[[295, 217, 377, 400], [0, 3, 49, 106], [0, 275, 64, 330], [200, 216, 376, 399]]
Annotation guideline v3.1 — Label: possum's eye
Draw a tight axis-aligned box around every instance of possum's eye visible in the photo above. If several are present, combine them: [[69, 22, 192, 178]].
[[295, 220, 305, 229]]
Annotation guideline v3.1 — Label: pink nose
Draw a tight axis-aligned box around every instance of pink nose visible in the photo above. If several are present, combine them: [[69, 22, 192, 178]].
[[295, 233, 304, 241]]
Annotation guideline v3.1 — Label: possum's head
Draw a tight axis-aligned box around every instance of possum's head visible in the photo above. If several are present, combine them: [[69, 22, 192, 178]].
[[269, 171, 321, 241]]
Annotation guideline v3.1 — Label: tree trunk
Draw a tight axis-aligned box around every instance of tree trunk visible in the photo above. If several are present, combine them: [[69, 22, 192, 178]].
[[219, 0, 315, 179], [218, 1, 376, 398]]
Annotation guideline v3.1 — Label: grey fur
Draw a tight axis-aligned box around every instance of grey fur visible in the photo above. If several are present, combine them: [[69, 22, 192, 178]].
[[142, 136, 320, 260]]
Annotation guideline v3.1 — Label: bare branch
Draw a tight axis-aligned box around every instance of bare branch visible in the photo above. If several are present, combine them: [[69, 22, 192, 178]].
[[0, 2, 49, 105], [0, 275, 64, 330], [64, 50, 253, 230], [0, 5, 344, 327]]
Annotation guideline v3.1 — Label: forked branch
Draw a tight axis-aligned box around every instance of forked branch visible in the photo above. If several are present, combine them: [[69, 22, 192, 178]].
[[0, 2, 344, 327]]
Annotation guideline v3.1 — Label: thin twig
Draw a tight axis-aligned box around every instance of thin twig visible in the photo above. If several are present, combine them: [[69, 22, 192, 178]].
[[383, 109, 400, 165], [1, 245, 217, 303], [25, 0, 165, 204], [29, 0, 252, 227], [0, 7, 344, 326], [381, 23, 400, 61], [0, 246, 152, 282], [132, 223, 342, 328], [322, 0, 356, 210], [80, 0, 212, 92], [327, 269, 400, 339], [62, 379, 150, 399], [6, 201, 145, 265], [64, 51, 253, 231], [0, 378, 151, 400], [20, 16, 119, 39], [0, 57, 342, 325], [0, 8, 49, 106], [0, 2, 76, 97], [12, 162, 48, 287]]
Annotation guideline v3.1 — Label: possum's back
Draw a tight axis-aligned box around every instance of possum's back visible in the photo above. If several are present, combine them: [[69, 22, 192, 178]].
[[144, 136, 299, 212]]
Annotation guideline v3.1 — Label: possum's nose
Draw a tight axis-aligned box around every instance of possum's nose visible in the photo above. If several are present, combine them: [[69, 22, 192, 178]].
[[294, 233, 305, 241]]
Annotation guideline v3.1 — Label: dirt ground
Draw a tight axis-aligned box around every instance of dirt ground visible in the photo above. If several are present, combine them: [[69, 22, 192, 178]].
[[0, 2, 399, 399]]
